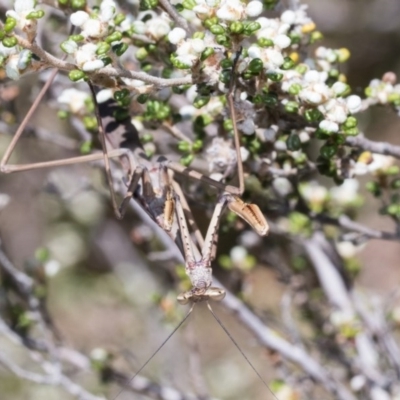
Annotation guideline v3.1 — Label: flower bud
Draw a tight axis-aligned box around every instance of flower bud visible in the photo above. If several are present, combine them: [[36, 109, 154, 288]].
[[113, 43, 128, 56], [248, 58, 263, 74], [193, 95, 210, 109], [105, 31, 123, 43], [210, 24, 225, 35], [4, 17, 17, 33], [68, 69, 86, 81], [2, 37, 17, 48]]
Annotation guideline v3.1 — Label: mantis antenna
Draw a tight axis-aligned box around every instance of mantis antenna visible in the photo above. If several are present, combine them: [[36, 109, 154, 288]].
[[112, 304, 195, 400], [206, 302, 280, 400]]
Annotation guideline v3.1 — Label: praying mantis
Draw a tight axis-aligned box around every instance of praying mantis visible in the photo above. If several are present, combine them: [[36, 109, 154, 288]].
[[0, 48, 275, 399]]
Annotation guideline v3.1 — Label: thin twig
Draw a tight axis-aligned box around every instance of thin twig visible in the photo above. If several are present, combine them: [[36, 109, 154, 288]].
[[346, 134, 400, 159], [15, 35, 193, 88], [162, 121, 193, 144], [159, 0, 189, 31], [314, 214, 400, 241]]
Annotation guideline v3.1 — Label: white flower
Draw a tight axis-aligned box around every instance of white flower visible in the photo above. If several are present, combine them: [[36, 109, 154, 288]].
[[132, 119, 144, 132], [280, 69, 303, 92], [280, 5, 313, 32], [75, 43, 97, 65], [332, 81, 348, 96], [240, 91, 248, 101], [273, 177, 292, 197], [319, 99, 348, 124], [336, 241, 357, 259], [70, 10, 108, 38], [299, 71, 331, 105], [191, 38, 205, 53], [121, 78, 145, 87], [179, 105, 196, 118], [245, 1, 263, 18], [210, 172, 224, 182], [57, 88, 89, 114], [100, 0, 117, 22], [300, 181, 328, 205], [175, 44, 198, 66], [280, 10, 296, 25], [238, 118, 255, 135], [298, 130, 311, 142], [5, 55, 20, 80], [146, 15, 171, 40], [255, 16, 292, 52], [274, 140, 286, 151], [301, 90, 323, 104], [247, 45, 261, 59], [74, 43, 104, 71], [274, 34, 291, 49], [230, 246, 247, 265], [91, 348, 108, 361], [96, 89, 113, 103], [168, 27, 187, 44], [44, 260, 61, 277], [70, 11, 89, 27], [175, 38, 206, 67], [205, 97, 224, 116], [304, 70, 321, 83], [261, 125, 279, 141], [121, 79, 152, 94], [370, 387, 391, 400], [346, 95, 362, 113], [350, 375, 366, 392], [14, 0, 35, 13], [330, 310, 355, 327], [17, 49, 31, 70], [82, 19, 104, 38], [216, 0, 246, 21], [6, 0, 38, 33], [319, 119, 339, 133], [61, 40, 78, 54], [247, 45, 284, 71], [82, 59, 105, 71], [352, 152, 395, 176], [186, 85, 198, 103], [266, 48, 285, 67], [0, 43, 18, 58], [316, 46, 338, 63], [330, 178, 359, 205], [132, 20, 146, 34], [367, 154, 395, 173], [193, 3, 213, 19]]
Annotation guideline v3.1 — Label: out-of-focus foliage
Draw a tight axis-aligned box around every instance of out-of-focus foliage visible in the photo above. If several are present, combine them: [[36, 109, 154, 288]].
[[1, 0, 400, 399]]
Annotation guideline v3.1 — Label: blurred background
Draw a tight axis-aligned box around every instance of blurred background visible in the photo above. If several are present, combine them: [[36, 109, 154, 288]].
[[1, 0, 400, 399]]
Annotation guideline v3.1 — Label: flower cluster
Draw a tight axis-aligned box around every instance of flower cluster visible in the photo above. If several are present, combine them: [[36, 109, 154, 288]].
[[132, 11, 172, 41], [276, 67, 362, 135], [191, 0, 263, 21], [60, 0, 121, 73], [365, 73, 400, 106], [6, 0, 42, 38], [0, 0, 45, 79]]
